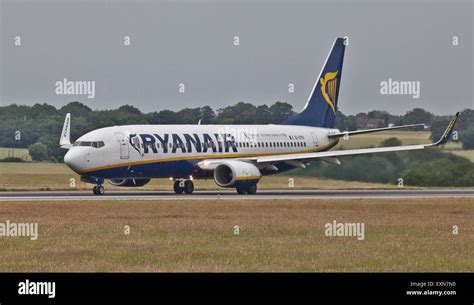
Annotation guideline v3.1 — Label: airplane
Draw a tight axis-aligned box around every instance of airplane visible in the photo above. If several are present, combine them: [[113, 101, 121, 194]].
[[60, 37, 459, 195]]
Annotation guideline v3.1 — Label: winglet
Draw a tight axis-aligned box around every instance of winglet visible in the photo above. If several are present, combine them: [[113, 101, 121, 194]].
[[431, 112, 460, 146], [60, 113, 72, 149]]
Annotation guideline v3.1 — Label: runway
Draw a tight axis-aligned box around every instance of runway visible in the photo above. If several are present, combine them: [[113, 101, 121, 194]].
[[1, 189, 473, 201]]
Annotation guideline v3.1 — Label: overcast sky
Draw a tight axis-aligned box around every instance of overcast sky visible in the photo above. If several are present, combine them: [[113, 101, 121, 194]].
[[1, 0, 473, 115]]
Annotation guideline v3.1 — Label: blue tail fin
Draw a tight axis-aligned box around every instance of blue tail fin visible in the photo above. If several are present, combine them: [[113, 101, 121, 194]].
[[281, 37, 345, 128]]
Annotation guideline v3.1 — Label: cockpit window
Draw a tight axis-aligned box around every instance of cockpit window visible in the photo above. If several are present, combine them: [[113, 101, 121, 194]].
[[73, 141, 105, 148]]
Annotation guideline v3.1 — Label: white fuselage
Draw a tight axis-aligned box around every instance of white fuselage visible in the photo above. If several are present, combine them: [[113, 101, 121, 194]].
[[64, 124, 339, 179]]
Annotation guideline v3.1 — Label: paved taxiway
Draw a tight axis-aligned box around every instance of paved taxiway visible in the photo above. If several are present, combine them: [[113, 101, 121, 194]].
[[0, 189, 473, 201]]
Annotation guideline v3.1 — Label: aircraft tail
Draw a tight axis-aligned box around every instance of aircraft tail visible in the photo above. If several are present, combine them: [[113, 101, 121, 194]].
[[281, 37, 346, 128]]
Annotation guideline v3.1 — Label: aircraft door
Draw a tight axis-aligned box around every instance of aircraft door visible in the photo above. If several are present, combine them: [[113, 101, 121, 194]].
[[311, 132, 319, 147], [115, 132, 130, 159]]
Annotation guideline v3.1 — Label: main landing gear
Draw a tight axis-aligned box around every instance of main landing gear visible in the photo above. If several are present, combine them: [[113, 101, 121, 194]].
[[173, 179, 194, 194], [92, 184, 105, 195], [236, 184, 257, 195]]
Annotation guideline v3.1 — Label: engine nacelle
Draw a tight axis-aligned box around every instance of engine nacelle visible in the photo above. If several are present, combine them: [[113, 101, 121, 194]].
[[108, 178, 151, 187], [214, 161, 261, 188]]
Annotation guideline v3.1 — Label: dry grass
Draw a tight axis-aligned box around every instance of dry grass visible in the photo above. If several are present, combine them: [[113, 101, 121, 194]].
[[0, 147, 31, 161], [0, 198, 472, 272], [0, 162, 400, 191], [450, 150, 474, 162], [335, 130, 432, 149]]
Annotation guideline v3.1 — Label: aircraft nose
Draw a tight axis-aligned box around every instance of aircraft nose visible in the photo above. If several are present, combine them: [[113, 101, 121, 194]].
[[64, 149, 83, 172]]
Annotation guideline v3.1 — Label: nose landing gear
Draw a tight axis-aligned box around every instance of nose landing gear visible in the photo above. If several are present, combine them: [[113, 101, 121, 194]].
[[92, 184, 105, 195], [173, 179, 194, 194]]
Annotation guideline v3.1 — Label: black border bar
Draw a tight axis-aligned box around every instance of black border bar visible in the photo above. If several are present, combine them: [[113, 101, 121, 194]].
[[0, 273, 473, 301]]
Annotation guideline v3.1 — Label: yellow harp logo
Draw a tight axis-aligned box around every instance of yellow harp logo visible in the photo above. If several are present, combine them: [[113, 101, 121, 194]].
[[320, 71, 338, 114]]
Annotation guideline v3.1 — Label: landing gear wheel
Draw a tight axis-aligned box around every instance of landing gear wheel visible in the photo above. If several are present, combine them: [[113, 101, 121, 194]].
[[173, 180, 184, 194], [247, 184, 257, 195], [236, 186, 248, 195], [236, 185, 257, 195], [93, 185, 105, 196], [184, 180, 194, 194]]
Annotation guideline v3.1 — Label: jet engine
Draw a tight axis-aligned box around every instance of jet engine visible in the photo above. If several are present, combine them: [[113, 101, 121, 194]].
[[108, 178, 151, 187], [213, 161, 261, 187]]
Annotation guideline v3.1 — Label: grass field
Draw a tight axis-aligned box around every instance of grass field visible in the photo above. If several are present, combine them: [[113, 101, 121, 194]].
[[0, 147, 31, 161], [0, 198, 472, 272], [0, 162, 400, 191], [335, 130, 432, 149]]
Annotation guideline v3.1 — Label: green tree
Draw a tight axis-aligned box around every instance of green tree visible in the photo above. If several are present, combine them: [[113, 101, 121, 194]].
[[402, 108, 434, 125], [28, 142, 48, 161], [380, 137, 402, 147], [217, 102, 257, 124], [256, 105, 272, 124], [344, 115, 358, 131], [402, 158, 474, 187], [269, 102, 294, 123], [199, 106, 216, 124], [460, 125, 474, 149], [430, 119, 451, 141], [60, 101, 92, 116]]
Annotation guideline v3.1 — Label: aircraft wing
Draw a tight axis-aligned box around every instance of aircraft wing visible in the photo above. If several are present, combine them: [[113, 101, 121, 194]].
[[327, 123, 425, 139], [253, 112, 459, 164], [196, 113, 458, 170]]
